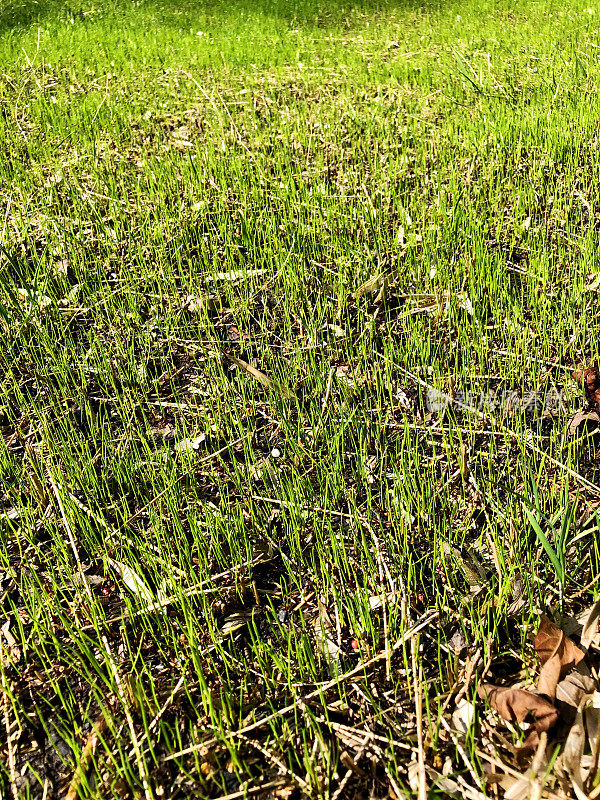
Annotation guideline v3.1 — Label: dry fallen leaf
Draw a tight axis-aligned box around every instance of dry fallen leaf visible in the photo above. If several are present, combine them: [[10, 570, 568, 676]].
[[580, 599, 600, 650], [503, 732, 549, 800], [587, 271, 600, 292], [584, 691, 600, 759], [354, 273, 388, 300], [567, 409, 600, 438], [451, 698, 475, 736], [561, 699, 589, 800], [0, 620, 21, 663], [314, 598, 341, 676], [224, 352, 296, 400], [478, 683, 559, 757], [174, 433, 207, 454], [535, 616, 585, 699], [221, 610, 255, 637], [108, 558, 155, 606], [556, 666, 597, 708], [325, 323, 346, 338], [573, 365, 600, 410]]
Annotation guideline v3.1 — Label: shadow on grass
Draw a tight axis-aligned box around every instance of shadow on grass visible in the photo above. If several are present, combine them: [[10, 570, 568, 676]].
[[0, 0, 59, 35], [0, 0, 431, 35]]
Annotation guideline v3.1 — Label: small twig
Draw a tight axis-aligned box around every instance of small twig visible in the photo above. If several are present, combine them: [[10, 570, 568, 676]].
[[251, 495, 353, 520], [184, 72, 254, 157], [245, 737, 311, 793], [314, 365, 336, 436], [102, 636, 153, 800], [211, 780, 287, 800], [321, 716, 411, 752], [368, 526, 392, 681], [331, 732, 371, 800], [411, 636, 427, 800], [127, 669, 188, 760], [1, 193, 11, 248], [47, 469, 93, 605], [0, 647, 18, 800], [439, 715, 485, 793]]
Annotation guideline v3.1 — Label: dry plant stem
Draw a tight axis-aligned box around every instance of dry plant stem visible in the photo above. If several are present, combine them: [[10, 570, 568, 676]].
[[382, 761, 405, 800], [245, 737, 311, 793], [47, 469, 94, 605], [168, 609, 439, 759], [438, 715, 485, 793], [214, 779, 287, 800], [314, 365, 336, 437], [127, 669, 187, 760], [454, 648, 482, 705], [362, 519, 395, 680], [529, 731, 549, 800], [1, 657, 18, 800], [252, 494, 353, 520], [102, 635, 153, 800], [184, 71, 253, 157], [320, 716, 412, 751], [65, 712, 109, 800], [411, 635, 427, 800], [22, 440, 48, 506], [331, 733, 371, 800], [432, 649, 482, 742]]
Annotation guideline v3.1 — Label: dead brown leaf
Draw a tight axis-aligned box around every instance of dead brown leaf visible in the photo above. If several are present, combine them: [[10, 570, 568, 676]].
[[561, 700, 589, 800], [581, 599, 600, 651], [534, 616, 585, 699], [478, 683, 559, 757], [573, 365, 600, 410], [567, 409, 600, 438], [556, 666, 597, 708]]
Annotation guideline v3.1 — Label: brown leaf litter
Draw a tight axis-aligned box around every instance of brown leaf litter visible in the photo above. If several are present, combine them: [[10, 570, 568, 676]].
[[568, 366, 600, 438], [479, 605, 600, 794]]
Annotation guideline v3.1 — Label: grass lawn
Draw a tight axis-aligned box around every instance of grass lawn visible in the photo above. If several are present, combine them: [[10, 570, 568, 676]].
[[3, 0, 600, 797]]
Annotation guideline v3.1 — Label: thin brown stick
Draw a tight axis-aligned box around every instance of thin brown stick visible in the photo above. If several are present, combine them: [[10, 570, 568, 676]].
[[211, 779, 287, 800], [47, 469, 94, 605], [411, 636, 427, 800], [245, 737, 311, 793], [314, 365, 336, 437], [251, 495, 353, 520], [127, 670, 187, 760], [65, 712, 109, 800], [102, 635, 153, 800], [331, 732, 371, 800], [0, 653, 18, 800], [439, 715, 485, 792]]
